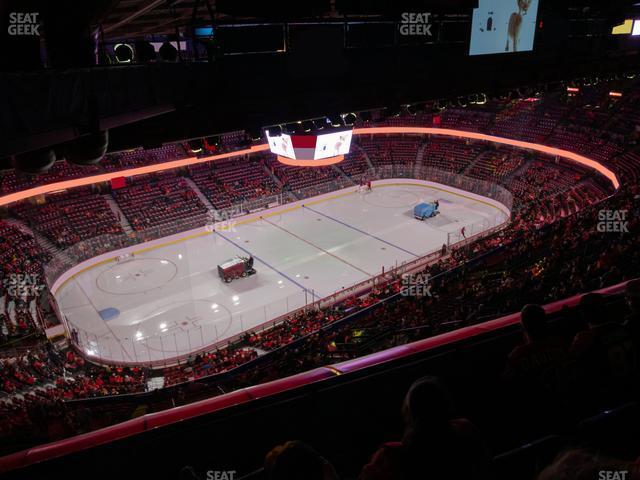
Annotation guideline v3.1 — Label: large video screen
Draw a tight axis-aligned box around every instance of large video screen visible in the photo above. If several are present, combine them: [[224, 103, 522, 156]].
[[266, 131, 294, 158], [314, 130, 353, 160], [266, 129, 353, 161], [469, 0, 539, 56]]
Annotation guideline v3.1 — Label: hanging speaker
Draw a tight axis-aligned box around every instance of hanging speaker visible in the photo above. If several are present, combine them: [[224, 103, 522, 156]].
[[11, 148, 56, 174], [65, 130, 109, 166]]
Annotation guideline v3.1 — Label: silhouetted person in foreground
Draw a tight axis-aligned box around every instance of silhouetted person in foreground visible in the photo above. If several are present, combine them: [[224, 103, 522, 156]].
[[503, 304, 568, 434], [504, 304, 566, 382], [359, 376, 488, 480], [570, 293, 637, 409]]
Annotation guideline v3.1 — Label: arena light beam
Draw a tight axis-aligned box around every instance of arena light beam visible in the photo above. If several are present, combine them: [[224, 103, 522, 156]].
[[0, 128, 619, 207]]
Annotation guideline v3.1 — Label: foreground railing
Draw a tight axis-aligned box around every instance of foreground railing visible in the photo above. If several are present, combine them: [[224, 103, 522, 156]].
[[0, 279, 631, 476], [45, 167, 512, 367]]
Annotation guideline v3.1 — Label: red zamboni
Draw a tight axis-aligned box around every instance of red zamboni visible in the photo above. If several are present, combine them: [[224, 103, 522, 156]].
[[217, 256, 256, 283]]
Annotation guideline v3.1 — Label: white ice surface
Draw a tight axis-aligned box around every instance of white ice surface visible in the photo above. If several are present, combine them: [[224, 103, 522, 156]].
[[57, 183, 505, 364]]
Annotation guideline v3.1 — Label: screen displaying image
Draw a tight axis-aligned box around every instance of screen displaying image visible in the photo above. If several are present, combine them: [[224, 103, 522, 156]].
[[314, 130, 353, 160], [266, 131, 295, 159], [469, 0, 539, 56], [194, 26, 215, 37]]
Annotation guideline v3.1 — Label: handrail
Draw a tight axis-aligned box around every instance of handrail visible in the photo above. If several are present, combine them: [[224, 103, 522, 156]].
[[0, 278, 632, 474]]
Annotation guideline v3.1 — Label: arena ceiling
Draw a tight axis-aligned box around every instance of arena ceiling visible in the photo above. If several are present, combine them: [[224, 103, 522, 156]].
[[96, 0, 635, 39], [1, 0, 638, 170], [97, 0, 471, 39]]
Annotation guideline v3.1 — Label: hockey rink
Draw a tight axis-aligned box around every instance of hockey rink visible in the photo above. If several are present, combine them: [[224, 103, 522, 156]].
[[55, 182, 509, 364]]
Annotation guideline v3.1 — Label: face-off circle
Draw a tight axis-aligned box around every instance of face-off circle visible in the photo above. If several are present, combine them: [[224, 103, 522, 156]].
[[96, 258, 178, 295]]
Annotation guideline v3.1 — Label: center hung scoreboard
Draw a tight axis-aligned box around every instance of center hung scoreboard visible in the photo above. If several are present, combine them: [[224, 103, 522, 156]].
[[265, 125, 354, 167]]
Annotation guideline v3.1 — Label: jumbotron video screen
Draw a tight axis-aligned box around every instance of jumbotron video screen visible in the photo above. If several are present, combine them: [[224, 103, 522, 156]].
[[469, 0, 540, 55]]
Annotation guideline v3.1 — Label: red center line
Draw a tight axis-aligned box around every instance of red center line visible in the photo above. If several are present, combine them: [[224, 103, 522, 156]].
[[260, 217, 373, 277]]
